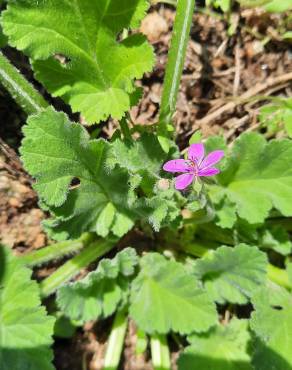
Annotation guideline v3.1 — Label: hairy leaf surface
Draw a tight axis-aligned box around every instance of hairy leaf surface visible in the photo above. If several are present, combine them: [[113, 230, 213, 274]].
[[178, 318, 252, 370], [0, 246, 55, 370], [2, 0, 154, 124], [129, 253, 217, 334], [193, 244, 267, 304], [20, 108, 137, 239], [57, 248, 138, 322]]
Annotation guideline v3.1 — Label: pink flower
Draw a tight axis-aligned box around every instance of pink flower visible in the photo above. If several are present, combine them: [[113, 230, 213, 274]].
[[163, 143, 224, 190]]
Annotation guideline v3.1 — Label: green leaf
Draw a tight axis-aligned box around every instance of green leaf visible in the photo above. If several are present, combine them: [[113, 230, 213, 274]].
[[213, 0, 231, 12], [250, 283, 292, 369], [193, 244, 267, 304], [129, 253, 217, 335], [264, 0, 292, 12], [260, 224, 292, 256], [110, 133, 166, 193], [2, 0, 154, 124], [57, 248, 138, 323], [259, 99, 292, 138], [211, 133, 292, 225], [0, 246, 55, 370], [178, 318, 252, 370], [20, 107, 138, 239]]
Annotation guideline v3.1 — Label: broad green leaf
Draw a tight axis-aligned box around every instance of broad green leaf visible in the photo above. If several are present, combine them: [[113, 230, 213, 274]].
[[193, 244, 267, 304], [211, 133, 292, 225], [250, 283, 292, 370], [0, 246, 55, 370], [178, 318, 252, 370], [20, 108, 138, 239], [2, 0, 154, 124], [129, 253, 217, 335], [57, 248, 138, 322]]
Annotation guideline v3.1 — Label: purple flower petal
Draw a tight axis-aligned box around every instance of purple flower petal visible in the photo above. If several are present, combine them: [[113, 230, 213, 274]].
[[188, 143, 205, 163], [163, 159, 189, 173], [174, 173, 194, 190], [198, 167, 220, 176], [200, 150, 224, 170]]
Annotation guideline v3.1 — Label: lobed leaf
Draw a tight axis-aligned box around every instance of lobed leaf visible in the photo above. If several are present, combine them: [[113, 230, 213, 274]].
[[250, 282, 292, 369], [178, 318, 252, 370], [57, 248, 138, 323], [0, 246, 55, 370], [193, 244, 267, 304], [20, 107, 138, 239], [210, 132, 292, 225], [1, 0, 154, 124], [129, 253, 217, 335]]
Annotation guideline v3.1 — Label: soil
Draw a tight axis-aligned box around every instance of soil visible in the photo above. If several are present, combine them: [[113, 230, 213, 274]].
[[0, 4, 291, 370]]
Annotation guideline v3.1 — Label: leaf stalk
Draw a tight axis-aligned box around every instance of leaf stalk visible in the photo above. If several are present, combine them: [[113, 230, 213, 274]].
[[158, 0, 195, 151], [103, 309, 128, 370], [39, 239, 115, 298], [20, 233, 94, 267], [0, 51, 48, 115], [150, 334, 171, 370]]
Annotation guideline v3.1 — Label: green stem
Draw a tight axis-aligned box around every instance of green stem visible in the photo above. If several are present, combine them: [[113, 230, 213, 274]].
[[20, 233, 94, 267], [150, 334, 171, 370], [40, 239, 115, 298], [120, 117, 132, 141], [136, 329, 148, 355], [103, 309, 128, 370], [0, 51, 48, 115], [181, 242, 292, 290], [158, 0, 195, 151]]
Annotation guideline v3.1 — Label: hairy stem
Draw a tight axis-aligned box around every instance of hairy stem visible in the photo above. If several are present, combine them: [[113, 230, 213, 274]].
[[20, 233, 94, 267], [40, 239, 115, 298], [103, 309, 128, 370], [158, 0, 195, 151], [150, 334, 171, 370], [0, 51, 48, 115]]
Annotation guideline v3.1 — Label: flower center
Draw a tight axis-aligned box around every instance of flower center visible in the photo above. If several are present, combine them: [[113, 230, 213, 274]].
[[187, 159, 199, 175]]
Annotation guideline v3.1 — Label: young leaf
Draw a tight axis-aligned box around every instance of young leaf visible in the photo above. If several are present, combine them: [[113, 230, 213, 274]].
[[211, 132, 292, 225], [129, 253, 217, 335], [193, 244, 267, 304], [0, 246, 55, 370], [109, 133, 167, 193], [20, 108, 138, 239], [57, 248, 138, 323], [2, 0, 154, 124], [250, 283, 292, 370], [178, 318, 252, 370]]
